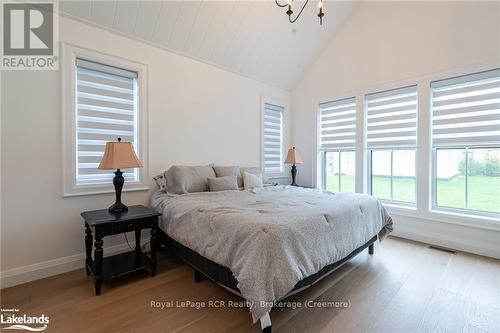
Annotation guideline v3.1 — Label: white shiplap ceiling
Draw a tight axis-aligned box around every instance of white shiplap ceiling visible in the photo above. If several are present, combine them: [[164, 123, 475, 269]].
[[60, 1, 360, 90]]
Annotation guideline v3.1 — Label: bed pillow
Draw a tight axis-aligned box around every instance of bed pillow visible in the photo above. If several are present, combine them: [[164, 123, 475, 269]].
[[241, 166, 261, 176], [213, 166, 241, 187], [164, 165, 216, 194], [240, 167, 261, 188], [243, 171, 263, 190], [208, 176, 239, 192]]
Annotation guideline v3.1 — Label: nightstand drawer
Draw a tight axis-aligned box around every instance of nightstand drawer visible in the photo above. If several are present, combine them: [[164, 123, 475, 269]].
[[111, 218, 152, 234]]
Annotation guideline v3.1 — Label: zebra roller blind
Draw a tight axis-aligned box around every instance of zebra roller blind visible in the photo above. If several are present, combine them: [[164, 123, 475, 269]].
[[366, 86, 418, 149], [263, 102, 284, 173], [431, 69, 500, 148], [76, 58, 139, 185], [319, 97, 356, 150]]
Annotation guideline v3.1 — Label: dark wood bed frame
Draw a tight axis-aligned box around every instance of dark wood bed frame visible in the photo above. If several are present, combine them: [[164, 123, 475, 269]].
[[157, 229, 377, 333]]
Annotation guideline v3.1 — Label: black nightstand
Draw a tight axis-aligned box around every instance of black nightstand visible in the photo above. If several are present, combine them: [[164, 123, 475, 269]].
[[81, 205, 162, 295]]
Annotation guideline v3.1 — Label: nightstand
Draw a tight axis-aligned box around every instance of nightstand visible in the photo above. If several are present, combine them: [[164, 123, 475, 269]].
[[81, 205, 162, 295]]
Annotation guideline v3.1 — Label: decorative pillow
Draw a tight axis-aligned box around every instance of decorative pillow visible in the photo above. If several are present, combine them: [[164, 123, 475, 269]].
[[164, 165, 216, 194], [208, 176, 239, 192], [240, 167, 261, 188], [214, 166, 241, 187], [153, 174, 167, 192], [243, 171, 263, 190]]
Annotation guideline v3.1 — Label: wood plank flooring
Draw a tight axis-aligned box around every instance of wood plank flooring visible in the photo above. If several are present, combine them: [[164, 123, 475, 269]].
[[1, 236, 499, 333]]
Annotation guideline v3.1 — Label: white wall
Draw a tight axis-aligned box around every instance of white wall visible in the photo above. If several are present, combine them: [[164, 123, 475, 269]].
[[0, 16, 289, 287], [291, 1, 500, 258]]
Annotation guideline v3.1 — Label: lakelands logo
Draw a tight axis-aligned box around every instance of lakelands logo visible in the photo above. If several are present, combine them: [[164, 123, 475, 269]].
[[1, 308, 49, 331], [1, 1, 59, 70]]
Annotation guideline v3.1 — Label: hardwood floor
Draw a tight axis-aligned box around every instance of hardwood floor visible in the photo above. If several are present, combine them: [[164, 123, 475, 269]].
[[1, 236, 499, 333]]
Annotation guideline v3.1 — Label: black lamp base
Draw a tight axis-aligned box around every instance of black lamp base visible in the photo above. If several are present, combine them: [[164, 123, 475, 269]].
[[109, 169, 128, 214], [290, 164, 298, 186], [109, 201, 128, 213]]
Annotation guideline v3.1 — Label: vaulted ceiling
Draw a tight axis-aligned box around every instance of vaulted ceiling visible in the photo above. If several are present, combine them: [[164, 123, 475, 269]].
[[60, 1, 359, 90]]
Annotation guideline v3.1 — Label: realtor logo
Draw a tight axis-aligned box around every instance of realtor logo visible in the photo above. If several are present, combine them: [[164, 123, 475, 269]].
[[1, 308, 49, 331], [1, 2, 59, 70]]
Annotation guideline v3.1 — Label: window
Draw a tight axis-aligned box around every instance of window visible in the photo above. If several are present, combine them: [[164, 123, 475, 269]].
[[75, 59, 139, 185], [319, 97, 356, 192], [262, 102, 284, 174], [62, 44, 148, 196], [431, 69, 500, 215], [366, 86, 417, 204]]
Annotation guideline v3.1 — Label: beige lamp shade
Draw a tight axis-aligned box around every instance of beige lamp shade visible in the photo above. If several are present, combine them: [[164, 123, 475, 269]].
[[285, 147, 303, 164], [98, 140, 143, 170]]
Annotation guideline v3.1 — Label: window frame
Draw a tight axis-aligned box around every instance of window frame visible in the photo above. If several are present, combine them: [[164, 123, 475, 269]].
[[261, 97, 287, 178], [62, 43, 149, 197], [317, 96, 358, 191], [367, 147, 417, 206], [364, 85, 418, 206], [431, 145, 500, 218], [430, 69, 500, 218]]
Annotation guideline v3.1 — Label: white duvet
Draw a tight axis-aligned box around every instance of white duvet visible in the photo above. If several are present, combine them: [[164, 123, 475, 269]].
[[151, 186, 393, 322]]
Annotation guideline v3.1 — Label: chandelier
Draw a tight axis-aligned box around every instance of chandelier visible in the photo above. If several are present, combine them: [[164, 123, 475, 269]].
[[275, 0, 325, 25]]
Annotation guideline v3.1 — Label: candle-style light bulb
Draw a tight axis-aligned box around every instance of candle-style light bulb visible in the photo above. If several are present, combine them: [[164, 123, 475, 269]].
[[317, 0, 324, 25]]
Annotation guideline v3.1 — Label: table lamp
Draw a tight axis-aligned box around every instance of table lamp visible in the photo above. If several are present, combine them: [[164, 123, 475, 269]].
[[285, 147, 303, 186], [98, 138, 143, 213]]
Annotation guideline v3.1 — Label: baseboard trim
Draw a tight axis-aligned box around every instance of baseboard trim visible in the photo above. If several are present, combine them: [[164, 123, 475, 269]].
[[0, 239, 149, 289], [392, 225, 500, 260]]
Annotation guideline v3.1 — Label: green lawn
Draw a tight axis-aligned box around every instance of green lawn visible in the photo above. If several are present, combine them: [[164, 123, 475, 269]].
[[326, 174, 355, 193], [372, 176, 416, 203], [437, 175, 500, 213], [326, 175, 500, 213]]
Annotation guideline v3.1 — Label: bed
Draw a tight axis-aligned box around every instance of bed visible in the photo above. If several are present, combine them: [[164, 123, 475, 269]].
[[151, 170, 393, 333]]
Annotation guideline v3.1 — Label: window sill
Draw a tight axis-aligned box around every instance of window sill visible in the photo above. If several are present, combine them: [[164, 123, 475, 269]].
[[62, 185, 150, 198], [381, 202, 417, 210], [265, 173, 289, 179], [385, 205, 500, 232], [427, 209, 500, 231]]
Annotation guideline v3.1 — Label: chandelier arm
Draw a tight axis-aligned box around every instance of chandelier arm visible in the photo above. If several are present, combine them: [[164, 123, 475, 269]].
[[275, 0, 289, 8], [288, 0, 309, 23]]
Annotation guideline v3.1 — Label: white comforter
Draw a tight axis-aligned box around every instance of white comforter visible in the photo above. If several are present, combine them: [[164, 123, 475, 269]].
[[151, 186, 393, 322]]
